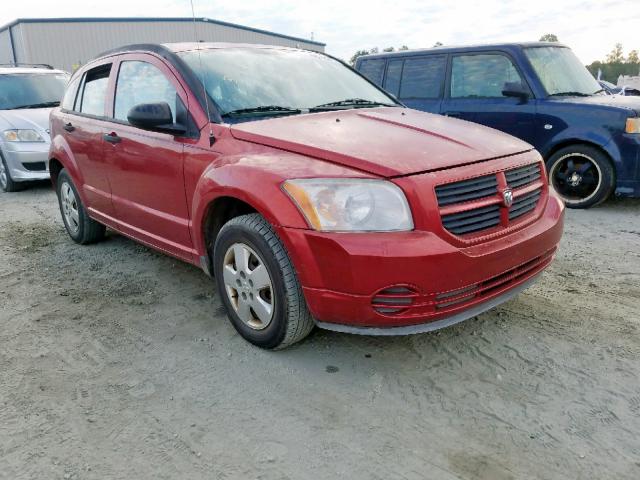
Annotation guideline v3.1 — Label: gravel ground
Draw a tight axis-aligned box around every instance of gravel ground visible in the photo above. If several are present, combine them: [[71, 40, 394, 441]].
[[1, 183, 639, 480]]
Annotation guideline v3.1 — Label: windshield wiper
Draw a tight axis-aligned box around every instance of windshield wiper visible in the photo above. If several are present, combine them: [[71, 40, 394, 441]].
[[11, 101, 60, 109], [311, 98, 396, 110], [548, 92, 592, 97], [222, 105, 302, 118]]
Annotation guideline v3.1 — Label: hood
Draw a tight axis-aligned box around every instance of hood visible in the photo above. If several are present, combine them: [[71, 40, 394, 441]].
[[0, 108, 53, 141], [548, 94, 640, 115], [229, 108, 532, 177]]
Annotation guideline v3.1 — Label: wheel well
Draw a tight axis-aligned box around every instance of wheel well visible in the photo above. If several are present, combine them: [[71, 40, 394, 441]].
[[544, 141, 614, 171], [49, 158, 64, 187], [203, 196, 258, 268]]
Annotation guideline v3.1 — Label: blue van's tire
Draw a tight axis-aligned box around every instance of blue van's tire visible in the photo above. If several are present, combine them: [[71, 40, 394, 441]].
[[546, 145, 615, 209]]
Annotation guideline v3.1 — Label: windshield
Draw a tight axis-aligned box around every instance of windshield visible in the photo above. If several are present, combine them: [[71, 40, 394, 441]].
[[524, 47, 601, 96], [0, 73, 69, 109], [179, 48, 395, 118]]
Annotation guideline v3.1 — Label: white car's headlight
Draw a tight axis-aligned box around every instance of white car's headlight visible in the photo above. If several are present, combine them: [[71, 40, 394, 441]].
[[3, 129, 45, 142], [283, 178, 414, 232]]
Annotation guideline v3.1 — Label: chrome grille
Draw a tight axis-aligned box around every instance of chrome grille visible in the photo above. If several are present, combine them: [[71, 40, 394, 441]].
[[435, 174, 497, 206]]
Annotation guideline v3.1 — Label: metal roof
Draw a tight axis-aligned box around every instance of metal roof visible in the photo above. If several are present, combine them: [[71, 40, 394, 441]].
[[0, 17, 325, 47], [359, 42, 569, 60]]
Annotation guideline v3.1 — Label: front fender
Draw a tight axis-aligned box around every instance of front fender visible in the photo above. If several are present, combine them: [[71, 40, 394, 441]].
[[189, 151, 373, 258]]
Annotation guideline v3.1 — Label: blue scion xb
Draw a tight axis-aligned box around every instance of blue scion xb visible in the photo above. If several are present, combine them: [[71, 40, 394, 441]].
[[355, 42, 640, 208]]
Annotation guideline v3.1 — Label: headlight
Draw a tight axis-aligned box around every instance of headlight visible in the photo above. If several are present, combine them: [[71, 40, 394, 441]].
[[625, 118, 640, 134], [3, 129, 45, 142], [283, 178, 414, 232]]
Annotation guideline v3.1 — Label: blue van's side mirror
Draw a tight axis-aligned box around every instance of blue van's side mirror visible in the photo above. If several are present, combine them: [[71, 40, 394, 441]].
[[502, 82, 530, 100]]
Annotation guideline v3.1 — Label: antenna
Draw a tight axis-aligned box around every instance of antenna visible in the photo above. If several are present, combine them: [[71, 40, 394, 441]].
[[189, 0, 215, 145]]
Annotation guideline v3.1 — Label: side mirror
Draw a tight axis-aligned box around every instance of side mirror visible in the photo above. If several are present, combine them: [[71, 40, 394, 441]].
[[502, 82, 530, 100], [127, 102, 186, 135]]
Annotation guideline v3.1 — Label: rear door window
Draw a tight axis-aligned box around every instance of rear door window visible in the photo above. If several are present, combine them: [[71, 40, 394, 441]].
[[78, 64, 111, 116], [450, 54, 524, 98], [399, 56, 446, 99], [358, 59, 385, 86]]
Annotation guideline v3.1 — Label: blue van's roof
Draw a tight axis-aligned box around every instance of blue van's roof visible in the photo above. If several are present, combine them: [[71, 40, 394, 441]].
[[357, 42, 569, 61]]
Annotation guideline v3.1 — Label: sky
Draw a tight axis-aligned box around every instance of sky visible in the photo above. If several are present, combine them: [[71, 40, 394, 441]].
[[1, 0, 639, 64]]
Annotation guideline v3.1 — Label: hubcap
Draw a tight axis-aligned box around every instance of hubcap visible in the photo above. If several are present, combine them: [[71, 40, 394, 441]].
[[60, 182, 80, 233], [222, 243, 274, 330], [550, 153, 602, 204], [0, 160, 7, 189]]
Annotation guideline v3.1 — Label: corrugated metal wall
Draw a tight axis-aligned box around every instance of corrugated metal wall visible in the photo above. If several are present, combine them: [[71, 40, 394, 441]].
[[0, 28, 13, 64], [2, 20, 323, 72]]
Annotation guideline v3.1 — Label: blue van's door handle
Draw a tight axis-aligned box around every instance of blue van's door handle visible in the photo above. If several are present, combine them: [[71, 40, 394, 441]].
[[444, 111, 463, 118]]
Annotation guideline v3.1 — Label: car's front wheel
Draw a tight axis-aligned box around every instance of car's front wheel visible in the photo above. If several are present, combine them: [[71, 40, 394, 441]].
[[213, 213, 314, 349], [546, 145, 615, 209], [0, 151, 23, 193], [56, 169, 106, 244]]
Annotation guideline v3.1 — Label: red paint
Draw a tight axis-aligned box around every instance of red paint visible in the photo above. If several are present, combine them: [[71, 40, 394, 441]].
[[49, 44, 564, 330]]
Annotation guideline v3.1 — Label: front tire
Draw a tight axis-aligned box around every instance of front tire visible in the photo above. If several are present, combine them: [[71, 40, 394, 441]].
[[213, 213, 314, 349], [546, 145, 615, 209], [56, 169, 105, 244], [0, 151, 23, 192]]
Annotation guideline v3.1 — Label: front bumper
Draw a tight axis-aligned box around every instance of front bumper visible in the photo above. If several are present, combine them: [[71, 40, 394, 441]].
[[1, 142, 50, 182], [278, 193, 564, 331]]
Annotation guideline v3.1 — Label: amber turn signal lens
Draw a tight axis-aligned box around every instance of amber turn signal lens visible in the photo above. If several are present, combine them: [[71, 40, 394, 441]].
[[625, 118, 640, 134]]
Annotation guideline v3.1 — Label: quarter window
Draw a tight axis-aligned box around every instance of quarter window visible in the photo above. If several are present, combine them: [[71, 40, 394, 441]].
[[451, 54, 524, 98], [61, 76, 80, 111], [358, 59, 385, 86], [384, 60, 403, 97], [114, 61, 178, 123], [399, 56, 446, 99], [79, 65, 111, 116]]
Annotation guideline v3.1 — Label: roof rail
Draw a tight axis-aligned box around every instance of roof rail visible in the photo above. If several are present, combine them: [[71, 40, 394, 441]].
[[0, 62, 54, 69]]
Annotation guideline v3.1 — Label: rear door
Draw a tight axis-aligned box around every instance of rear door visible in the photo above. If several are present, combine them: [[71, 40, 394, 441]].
[[62, 60, 114, 215], [102, 54, 194, 261], [440, 52, 537, 145]]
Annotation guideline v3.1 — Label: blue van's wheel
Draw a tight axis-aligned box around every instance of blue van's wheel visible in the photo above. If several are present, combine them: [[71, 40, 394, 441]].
[[546, 145, 615, 209]]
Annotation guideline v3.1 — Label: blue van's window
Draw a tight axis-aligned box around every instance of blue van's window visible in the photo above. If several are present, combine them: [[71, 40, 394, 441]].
[[400, 56, 446, 99], [384, 60, 403, 96], [451, 54, 522, 98], [358, 59, 385, 86]]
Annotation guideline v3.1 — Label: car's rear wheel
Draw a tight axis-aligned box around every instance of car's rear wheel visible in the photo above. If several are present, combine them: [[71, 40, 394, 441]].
[[213, 213, 314, 349], [0, 151, 23, 193], [546, 145, 615, 209], [56, 169, 106, 244]]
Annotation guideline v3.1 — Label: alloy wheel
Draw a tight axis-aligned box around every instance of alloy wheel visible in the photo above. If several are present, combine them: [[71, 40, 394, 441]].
[[222, 243, 275, 330], [0, 160, 7, 190], [549, 153, 602, 204], [60, 181, 80, 233]]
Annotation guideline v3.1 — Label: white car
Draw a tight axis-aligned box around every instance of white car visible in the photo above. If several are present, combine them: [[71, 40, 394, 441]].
[[0, 64, 69, 192]]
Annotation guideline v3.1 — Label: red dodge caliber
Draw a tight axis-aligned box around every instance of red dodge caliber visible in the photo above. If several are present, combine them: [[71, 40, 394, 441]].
[[49, 43, 564, 349]]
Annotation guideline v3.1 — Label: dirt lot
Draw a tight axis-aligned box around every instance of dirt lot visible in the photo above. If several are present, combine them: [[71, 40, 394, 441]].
[[1, 183, 639, 480]]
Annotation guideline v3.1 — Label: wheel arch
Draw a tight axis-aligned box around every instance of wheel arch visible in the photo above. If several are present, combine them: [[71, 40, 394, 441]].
[[543, 139, 616, 176]]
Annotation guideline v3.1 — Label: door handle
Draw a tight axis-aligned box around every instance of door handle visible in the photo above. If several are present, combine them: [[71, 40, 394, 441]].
[[63, 122, 75, 132], [444, 111, 463, 118], [103, 132, 121, 144]]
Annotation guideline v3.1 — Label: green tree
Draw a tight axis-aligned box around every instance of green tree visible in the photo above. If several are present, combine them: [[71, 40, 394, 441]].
[[433, 41, 443, 47], [383, 47, 395, 52], [349, 49, 371, 66], [628, 50, 639, 64], [539, 33, 559, 42], [399, 45, 409, 51], [606, 43, 625, 63]]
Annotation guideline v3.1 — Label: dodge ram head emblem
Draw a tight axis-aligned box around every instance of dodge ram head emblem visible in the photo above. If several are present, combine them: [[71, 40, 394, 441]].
[[502, 188, 514, 207]]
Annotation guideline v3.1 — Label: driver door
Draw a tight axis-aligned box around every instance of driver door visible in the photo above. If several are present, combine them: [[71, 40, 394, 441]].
[[103, 54, 194, 261]]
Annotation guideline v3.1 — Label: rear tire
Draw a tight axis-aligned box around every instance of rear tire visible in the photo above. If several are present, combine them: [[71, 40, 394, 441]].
[[0, 151, 23, 192], [546, 145, 615, 209], [56, 169, 105, 244], [213, 213, 314, 349]]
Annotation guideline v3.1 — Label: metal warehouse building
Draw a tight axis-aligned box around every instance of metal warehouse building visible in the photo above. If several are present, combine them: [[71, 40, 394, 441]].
[[0, 17, 325, 72]]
